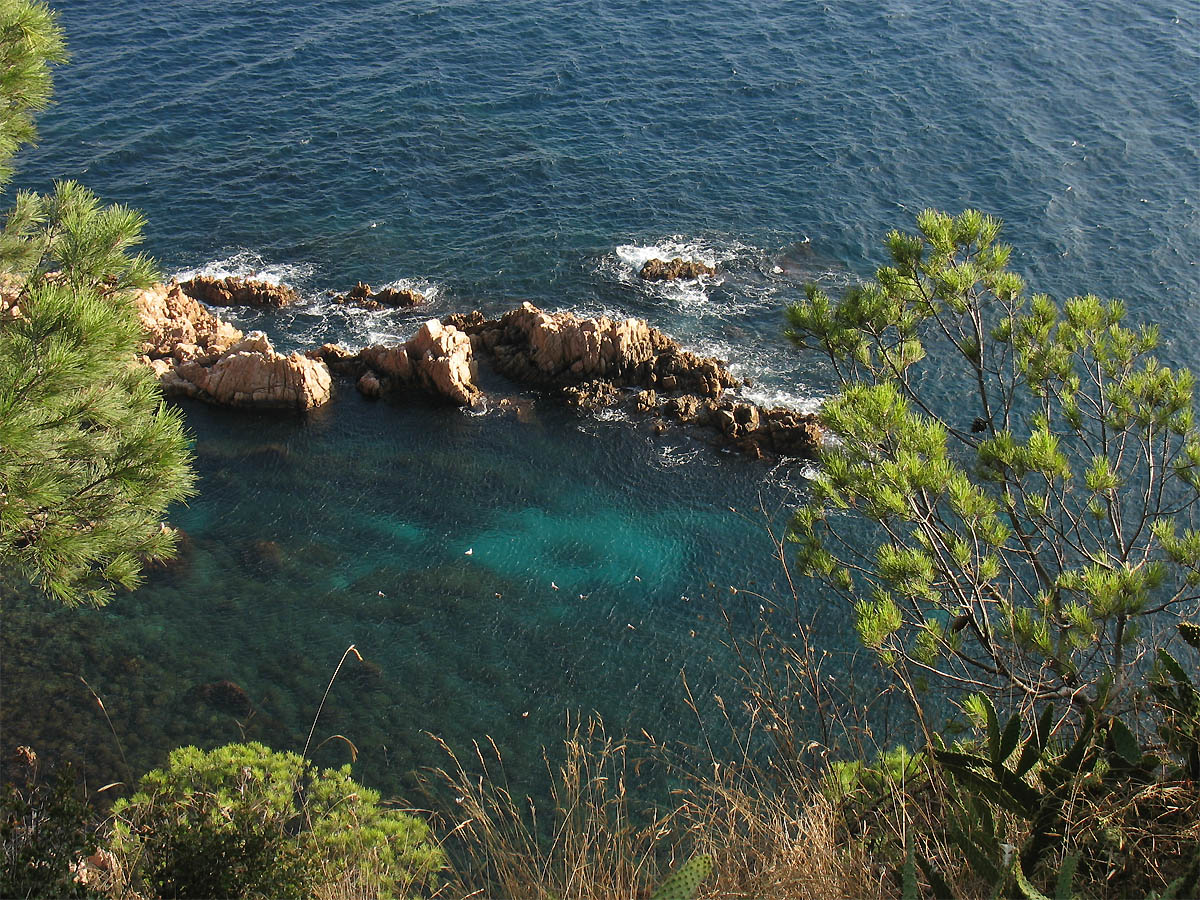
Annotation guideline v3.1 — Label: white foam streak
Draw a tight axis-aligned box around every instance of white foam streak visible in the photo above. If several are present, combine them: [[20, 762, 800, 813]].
[[171, 250, 314, 288]]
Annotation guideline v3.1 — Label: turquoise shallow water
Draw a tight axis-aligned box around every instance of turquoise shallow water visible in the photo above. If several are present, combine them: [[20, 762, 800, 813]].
[[2, 0, 1198, 797]]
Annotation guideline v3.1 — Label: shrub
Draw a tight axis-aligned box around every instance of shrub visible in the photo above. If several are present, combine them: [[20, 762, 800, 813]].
[[108, 742, 444, 899]]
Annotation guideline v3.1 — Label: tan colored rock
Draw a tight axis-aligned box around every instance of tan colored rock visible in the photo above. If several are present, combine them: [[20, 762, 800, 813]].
[[311, 321, 480, 406], [408, 319, 479, 405], [357, 371, 382, 398], [333, 282, 425, 309], [496, 302, 666, 380], [134, 283, 243, 362], [360, 344, 412, 380], [166, 332, 332, 410]]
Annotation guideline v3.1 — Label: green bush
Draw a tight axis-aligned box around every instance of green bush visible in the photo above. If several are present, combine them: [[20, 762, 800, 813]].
[[109, 742, 444, 899]]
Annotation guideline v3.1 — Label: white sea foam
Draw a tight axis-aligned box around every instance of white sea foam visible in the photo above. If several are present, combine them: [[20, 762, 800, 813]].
[[735, 385, 823, 416], [614, 239, 719, 273], [170, 250, 315, 289], [655, 444, 702, 468], [368, 275, 443, 305], [595, 407, 630, 423]]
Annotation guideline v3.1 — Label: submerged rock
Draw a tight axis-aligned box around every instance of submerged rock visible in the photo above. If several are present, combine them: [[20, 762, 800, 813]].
[[179, 275, 297, 309], [639, 257, 716, 281]]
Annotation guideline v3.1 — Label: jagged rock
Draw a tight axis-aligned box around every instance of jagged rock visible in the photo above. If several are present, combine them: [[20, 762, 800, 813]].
[[408, 319, 479, 405], [360, 344, 413, 381], [179, 275, 296, 308], [635, 389, 658, 413], [561, 381, 623, 409], [165, 332, 332, 410], [307, 319, 480, 406], [308, 343, 367, 378], [430, 303, 825, 455], [639, 257, 716, 281], [135, 283, 244, 363], [333, 281, 425, 310]]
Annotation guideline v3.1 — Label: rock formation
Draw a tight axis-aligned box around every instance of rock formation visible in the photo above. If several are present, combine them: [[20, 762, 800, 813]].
[[333, 281, 425, 310], [443, 303, 821, 457], [179, 275, 297, 308], [134, 283, 331, 410], [159, 333, 332, 410], [131, 279, 818, 456], [134, 282, 243, 362], [309, 318, 480, 406], [638, 257, 716, 281]]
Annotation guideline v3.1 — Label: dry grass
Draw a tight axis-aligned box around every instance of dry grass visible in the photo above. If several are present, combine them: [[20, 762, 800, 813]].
[[431, 714, 676, 900], [428, 695, 890, 900], [676, 768, 883, 900]]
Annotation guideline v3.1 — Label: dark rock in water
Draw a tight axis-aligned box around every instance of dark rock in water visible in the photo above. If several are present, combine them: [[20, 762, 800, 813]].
[[639, 257, 716, 281], [144, 524, 193, 576], [242, 539, 286, 573], [179, 275, 296, 308], [194, 680, 253, 717], [357, 370, 382, 398], [333, 281, 425, 310]]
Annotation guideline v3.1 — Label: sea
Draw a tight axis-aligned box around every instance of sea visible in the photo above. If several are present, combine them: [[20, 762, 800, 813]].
[[2, 0, 1197, 803]]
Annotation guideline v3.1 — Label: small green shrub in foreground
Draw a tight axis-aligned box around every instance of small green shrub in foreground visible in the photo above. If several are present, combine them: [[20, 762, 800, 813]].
[[109, 742, 444, 899]]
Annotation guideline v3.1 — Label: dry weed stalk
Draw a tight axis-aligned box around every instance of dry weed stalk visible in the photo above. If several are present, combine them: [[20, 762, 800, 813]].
[[431, 714, 676, 900]]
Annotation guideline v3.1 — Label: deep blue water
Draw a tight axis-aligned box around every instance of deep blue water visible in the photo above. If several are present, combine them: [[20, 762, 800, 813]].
[[3, 0, 1198, 797]]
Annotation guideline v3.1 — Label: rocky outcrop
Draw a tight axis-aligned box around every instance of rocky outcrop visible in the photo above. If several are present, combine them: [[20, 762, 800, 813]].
[[135, 283, 244, 363], [135, 283, 331, 410], [133, 280, 816, 455], [179, 275, 297, 308], [444, 303, 821, 457], [156, 333, 332, 410], [309, 318, 480, 406], [446, 302, 737, 399], [639, 257, 716, 281], [333, 281, 425, 310]]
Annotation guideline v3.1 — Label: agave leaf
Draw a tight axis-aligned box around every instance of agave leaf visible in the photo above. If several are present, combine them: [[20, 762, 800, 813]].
[[1035, 704, 1056, 752], [915, 845, 956, 900], [947, 766, 1028, 817], [902, 835, 919, 900], [982, 694, 1001, 765], [1156, 648, 1193, 689], [1107, 717, 1141, 766], [1179, 621, 1200, 650], [947, 822, 1001, 883], [932, 747, 992, 773], [1058, 710, 1095, 774], [1014, 736, 1042, 779], [998, 712, 1021, 768]]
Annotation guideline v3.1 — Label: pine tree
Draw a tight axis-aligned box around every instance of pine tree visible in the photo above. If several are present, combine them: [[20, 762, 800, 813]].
[[785, 209, 1200, 719], [0, 0, 194, 607]]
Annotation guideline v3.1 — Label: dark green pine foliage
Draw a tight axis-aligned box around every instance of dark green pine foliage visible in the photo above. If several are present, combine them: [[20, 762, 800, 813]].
[[0, 0, 194, 607], [785, 209, 1200, 719]]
